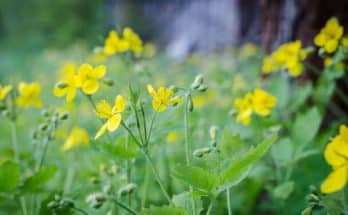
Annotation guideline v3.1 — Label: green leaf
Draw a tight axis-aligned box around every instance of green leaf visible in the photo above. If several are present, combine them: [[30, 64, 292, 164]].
[[220, 129, 243, 158], [271, 138, 293, 166], [289, 83, 312, 111], [172, 165, 217, 192], [0, 161, 20, 192], [142, 205, 188, 215], [172, 192, 203, 215], [273, 181, 294, 200], [267, 75, 289, 108], [291, 107, 321, 146], [20, 166, 57, 194], [216, 134, 277, 192]]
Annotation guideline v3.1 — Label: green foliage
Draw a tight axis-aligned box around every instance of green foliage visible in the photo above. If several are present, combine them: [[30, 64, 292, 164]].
[[142, 205, 188, 215], [172, 192, 203, 215], [0, 161, 20, 192], [19, 166, 57, 194]]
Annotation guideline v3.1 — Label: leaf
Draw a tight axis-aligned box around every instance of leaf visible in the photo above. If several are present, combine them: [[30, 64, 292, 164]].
[[216, 134, 277, 192], [271, 138, 293, 166], [142, 205, 188, 215], [0, 161, 20, 192], [20, 166, 57, 194], [172, 192, 203, 215], [220, 129, 243, 158], [101, 137, 138, 159], [273, 181, 294, 200], [291, 107, 321, 146], [172, 165, 217, 192], [293, 149, 319, 163], [289, 83, 312, 111], [267, 75, 289, 108]]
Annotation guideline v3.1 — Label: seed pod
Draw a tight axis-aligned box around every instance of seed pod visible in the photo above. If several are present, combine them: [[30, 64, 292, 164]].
[[193, 147, 212, 158], [47, 201, 59, 209], [197, 84, 208, 92], [118, 183, 137, 196]]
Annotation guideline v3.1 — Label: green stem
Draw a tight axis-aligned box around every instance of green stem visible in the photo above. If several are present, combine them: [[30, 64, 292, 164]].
[[142, 149, 173, 205], [10, 120, 19, 162], [226, 189, 232, 215], [72, 206, 89, 215], [146, 111, 156, 146], [141, 161, 150, 208], [110, 198, 138, 215], [120, 121, 142, 148], [126, 133, 132, 206], [184, 93, 196, 215], [206, 198, 215, 215]]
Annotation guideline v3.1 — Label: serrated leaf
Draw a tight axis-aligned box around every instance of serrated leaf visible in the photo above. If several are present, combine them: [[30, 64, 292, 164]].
[[216, 134, 277, 192], [273, 181, 294, 200], [172, 192, 203, 215], [20, 166, 57, 194], [172, 165, 217, 192], [291, 107, 321, 146], [142, 205, 188, 215], [0, 161, 20, 192]]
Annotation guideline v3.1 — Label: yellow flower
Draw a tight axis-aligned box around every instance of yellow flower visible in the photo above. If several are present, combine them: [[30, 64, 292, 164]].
[[147, 84, 182, 112], [53, 63, 81, 102], [77, 64, 106, 95], [61, 127, 89, 151], [166, 131, 178, 143], [95, 95, 126, 139], [240, 43, 257, 58], [123, 27, 143, 54], [104, 30, 129, 56], [252, 88, 277, 116], [192, 95, 206, 108], [262, 40, 308, 77], [314, 18, 344, 53], [0, 84, 12, 101], [16, 82, 43, 108], [321, 125, 348, 194], [234, 92, 253, 125]]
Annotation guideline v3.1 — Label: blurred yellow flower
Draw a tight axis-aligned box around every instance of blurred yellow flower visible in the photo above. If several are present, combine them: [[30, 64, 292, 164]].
[[53, 63, 81, 102], [232, 74, 247, 92], [240, 43, 257, 58], [16, 82, 43, 108], [252, 88, 277, 116], [262, 40, 308, 77], [123, 27, 143, 54], [234, 88, 276, 125], [0, 84, 12, 101], [104, 30, 129, 56], [192, 95, 206, 108], [95, 95, 126, 139], [234, 92, 253, 125], [147, 84, 182, 112], [61, 127, 89, 151], [77, 64, 106, 95], [321, 125, 348, 194], [166, 131, 178, 143], [314, 18, 343, 53], [324, 57, 345, 71], [143, 42, 157, 58]]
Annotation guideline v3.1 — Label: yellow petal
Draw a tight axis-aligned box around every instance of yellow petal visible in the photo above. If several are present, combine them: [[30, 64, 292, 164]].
[[66, 87, 77, 102], [147, 84, 156, 97], [114, 95, 126, 113], [168, 96, 182, 106], [152, 99, 166, 112], [82, 80, 99, 94], [95, 123, 108, 139], [91, 65, 106, 79], [321, 166, 348, 194], [95, 100, 112, 119], [107, 114, 122, 132], [325, 40, 338, 53], [53, 86, 66, 97]]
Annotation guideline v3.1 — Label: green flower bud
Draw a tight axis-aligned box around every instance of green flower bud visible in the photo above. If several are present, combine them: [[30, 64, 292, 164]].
[[41, 109, 50, 117], [197, 84, 208, 92], [188, 97, 194, 112], [56, 82, 69, 89], [193, 147, 212, 158], [118, 183, 137, 196], [86, 192, 106, 209], [191, 74, 204, 89], [59, 112, 69, 120], [39, 123, 48, 131], [102, 79, 114, 87]]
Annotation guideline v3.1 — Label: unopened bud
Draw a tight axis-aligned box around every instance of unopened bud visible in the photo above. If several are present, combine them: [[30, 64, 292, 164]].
[[56, 82, 68, 89], [39, 123, 48, 131], [209, 125, 218, 140], [59, 112, 69, 120], [191, 74, 204, 89], [193, 147, 212, 158], [90, 176, 99, 184], [102, 79, 114, 87], [47, 201, 59, 210], [118, 183, 137, 196], [188, 97, 194, 112], [198, 84, 208, 92], [86, 192, 106, 209], [41, 109, 50, 117]]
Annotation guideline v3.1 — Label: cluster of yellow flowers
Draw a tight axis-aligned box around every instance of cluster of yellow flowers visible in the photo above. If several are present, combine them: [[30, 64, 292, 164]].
[[53, 63, 106, 102], [314, 18, 344, 53], [104, 27, 143, 56], [234, 88, 277, 125], [321, 125, 348, 194], [147, 85, 182, 112], [0, 82, 43, 109], [262, 40, 309, 77]]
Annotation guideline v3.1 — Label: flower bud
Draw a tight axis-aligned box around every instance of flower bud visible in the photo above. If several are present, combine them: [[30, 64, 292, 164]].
[[197, 84, 208, 92], [59, 112, 69, 120], [191, 74, 204, 89], [209, 125, 218, 140], [39, 123, 48, 131], [86, 192, 106, 209], [193, 147, 212, 158], [118, 183, 137, 196], [47, 201, 59, 210], [56, 82, 68, 89], [102, 79, 114, 87], [188, 97, 194, 112]]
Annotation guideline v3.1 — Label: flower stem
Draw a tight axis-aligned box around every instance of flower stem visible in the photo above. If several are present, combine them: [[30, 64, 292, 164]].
[[141, 161, 150, 208], [10, 120, 19, 162], [142, 149, 173, 205], [72, 206, 89, 215], [110, 197, 138, 215], [226, 189, 232, 215], [206, 198, 215, 215]]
